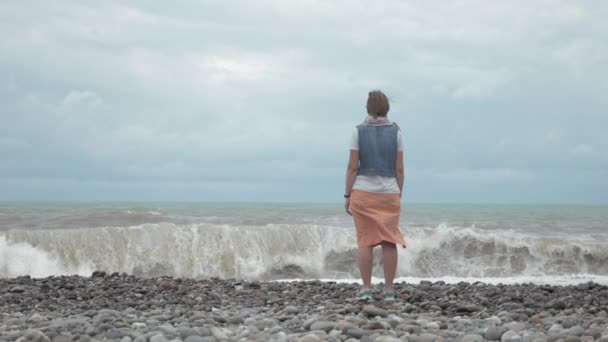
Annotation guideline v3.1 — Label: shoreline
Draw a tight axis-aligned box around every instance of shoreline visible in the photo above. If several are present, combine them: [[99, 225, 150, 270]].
[[2, 273, 607, 342]]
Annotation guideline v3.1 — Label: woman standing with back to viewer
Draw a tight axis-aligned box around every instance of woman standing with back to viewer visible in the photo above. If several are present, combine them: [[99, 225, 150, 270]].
[[345, 90, 406, 301]]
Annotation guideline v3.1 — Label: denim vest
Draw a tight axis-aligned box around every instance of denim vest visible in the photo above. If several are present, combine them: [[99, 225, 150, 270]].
[[357, 124, 399, 177]]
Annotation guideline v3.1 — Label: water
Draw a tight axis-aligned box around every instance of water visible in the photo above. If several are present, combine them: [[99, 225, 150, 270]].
[[1, 202, 607, 285]]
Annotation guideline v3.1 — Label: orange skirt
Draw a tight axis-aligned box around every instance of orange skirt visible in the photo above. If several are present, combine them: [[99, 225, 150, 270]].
[[350, 190, 406, 248]]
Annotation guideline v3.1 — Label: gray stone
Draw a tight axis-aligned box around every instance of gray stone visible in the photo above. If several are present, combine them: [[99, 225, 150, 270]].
[[564, 337, 580, 342], [424, 322, 440, 330], [184, 337, 207, 342], [97, 309, 121, 317], [504, 323, 527, 332], [9, 286, 26, 293], [254, 318, 280, 331], [16, 330, 50, 342], [196, 327, 211, 337], [149, 334, 169, 342], [461, 334, 484, 342], [362, 305, 390, 318], [284, 306, 300, 314], [486, 327, 508, 341], [298, 335, 321, 342], [5, 331, 22, 341], [566, 326, 584, 337], [561, 319, 578, 329], [149, 315, 170, 322], [457, 305, 483, 313], [131, 323, 147, 330], [547, 325, 564, 334], [198, 338, 217, 342], [178, 328, 200, 339], [226, 316, 243, 325], [583, 328, 603, 339], [210, 327, 229, 341], [133, 336, 147, 342], [398, 324, 421, 334], [485, 316, 503, 326], [51, 335, 70, 342], [303, 317, 320, 330], [156, 325, 177, 337], [106, 329, 126, 339], [501, 331, 522, 342], [409, 334, 444, 342], [309, 321, 336, 332], [120, 337, 132, 342], [375, 337, 399, 342], [345, 328, 369, 339], [28, 314, 47, 323], [271, 331, 288, 342], [523, 332, 547, 342]]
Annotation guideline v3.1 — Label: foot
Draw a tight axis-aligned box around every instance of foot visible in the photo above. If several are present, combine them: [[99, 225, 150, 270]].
[[358, 288, 373, 301], [383, 289, 396, 301]]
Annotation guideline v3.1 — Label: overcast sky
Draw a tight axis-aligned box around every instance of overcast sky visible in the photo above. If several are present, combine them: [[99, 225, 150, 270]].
[[1, 1, 607, 204]]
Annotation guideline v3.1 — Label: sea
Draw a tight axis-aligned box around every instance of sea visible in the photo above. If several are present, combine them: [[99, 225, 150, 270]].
[[1, 203, 607, 286]]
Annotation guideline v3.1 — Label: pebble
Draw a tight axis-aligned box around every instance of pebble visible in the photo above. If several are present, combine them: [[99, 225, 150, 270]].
[[375, 337, 399, 342], [486, 326, 508, 340], [409, 333, 444, 342], [309, 321, 336, 332], [298, 335, 321, 342], [424, 322, 439, 330], [1, 276, 607, 342], [210, 327, 230, 340], [567, 326, 585, 337], [461, 334, 484, 342], [184, 337, 206, 342], [16, 330, 50, 342], [501, 331, 522, 342], [345, 328, 369, 339], [149, 334, 169, 342], [362, 305, 390, 318]]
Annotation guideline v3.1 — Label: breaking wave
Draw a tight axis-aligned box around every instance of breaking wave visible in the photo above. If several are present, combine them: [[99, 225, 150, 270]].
[[1, 223, 607, 282]]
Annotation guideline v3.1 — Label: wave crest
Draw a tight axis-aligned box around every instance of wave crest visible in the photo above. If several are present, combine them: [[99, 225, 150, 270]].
[[1, 223, 607, 280]]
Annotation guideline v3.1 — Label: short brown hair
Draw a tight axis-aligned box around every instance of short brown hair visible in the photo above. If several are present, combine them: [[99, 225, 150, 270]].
[[366, 90, 390, 117]]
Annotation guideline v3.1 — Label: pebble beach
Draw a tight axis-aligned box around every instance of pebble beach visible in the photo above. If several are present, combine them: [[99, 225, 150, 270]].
[[2, 273, 607, 342]]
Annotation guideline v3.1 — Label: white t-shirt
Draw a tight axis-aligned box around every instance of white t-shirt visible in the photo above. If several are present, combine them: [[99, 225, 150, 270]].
[[350, 126, 403, 194]]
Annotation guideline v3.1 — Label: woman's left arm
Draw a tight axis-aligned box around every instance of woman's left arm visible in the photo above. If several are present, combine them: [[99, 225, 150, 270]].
[[344, 150, 359, 215]]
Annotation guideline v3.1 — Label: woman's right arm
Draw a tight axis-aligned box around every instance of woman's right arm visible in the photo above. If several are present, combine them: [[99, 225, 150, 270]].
[[345, 150, 359, 215]]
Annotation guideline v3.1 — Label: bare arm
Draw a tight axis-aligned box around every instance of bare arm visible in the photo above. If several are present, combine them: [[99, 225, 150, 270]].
[[344, 150, 359, 214], [345, 150, 359, 195], [396, 151, 404, 197]]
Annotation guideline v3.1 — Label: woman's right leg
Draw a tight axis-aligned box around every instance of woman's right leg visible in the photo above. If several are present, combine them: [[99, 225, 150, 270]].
[[381, 241, 398, 291], [358, 245, 374, 288]]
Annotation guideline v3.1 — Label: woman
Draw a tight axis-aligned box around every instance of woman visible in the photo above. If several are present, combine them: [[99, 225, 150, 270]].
[[345, 90, 406, 301]]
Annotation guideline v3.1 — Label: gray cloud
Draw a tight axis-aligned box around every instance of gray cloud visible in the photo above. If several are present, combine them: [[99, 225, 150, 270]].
[[1, 0, 607, 203]]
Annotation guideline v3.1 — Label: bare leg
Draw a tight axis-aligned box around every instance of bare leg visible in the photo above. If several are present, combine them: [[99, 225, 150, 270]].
[[358, 246, 374, 288], [381, 241, 398, 291]]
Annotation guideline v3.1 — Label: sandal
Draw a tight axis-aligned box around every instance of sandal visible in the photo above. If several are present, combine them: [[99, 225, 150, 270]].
[[358, 288, 373, 301], [383, 289, 396, 301]]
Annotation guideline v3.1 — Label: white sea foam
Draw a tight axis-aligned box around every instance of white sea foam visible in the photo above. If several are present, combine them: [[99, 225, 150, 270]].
[[0, 235, 93, 278], [1, 223, 606, 282]]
